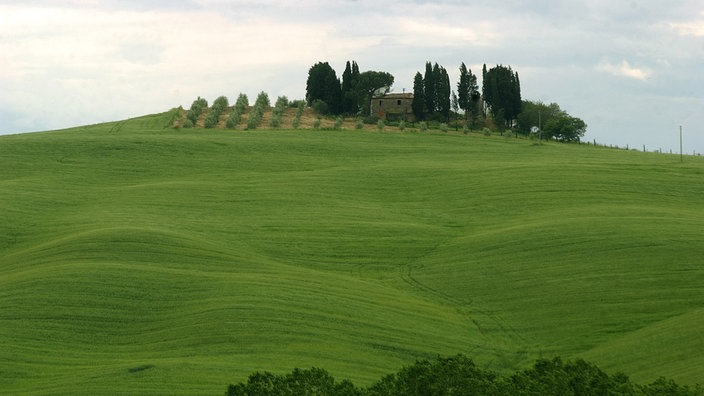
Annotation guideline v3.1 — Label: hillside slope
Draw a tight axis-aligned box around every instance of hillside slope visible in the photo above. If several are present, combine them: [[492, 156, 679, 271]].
[[1, 111, 702, 394]]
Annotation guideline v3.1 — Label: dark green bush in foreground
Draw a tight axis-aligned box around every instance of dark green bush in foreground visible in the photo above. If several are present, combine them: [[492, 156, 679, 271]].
[[226, 355, 702, 396]]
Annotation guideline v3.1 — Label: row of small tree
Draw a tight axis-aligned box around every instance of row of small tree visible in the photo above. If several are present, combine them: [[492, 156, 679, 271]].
[[226, 355, 702, 396]]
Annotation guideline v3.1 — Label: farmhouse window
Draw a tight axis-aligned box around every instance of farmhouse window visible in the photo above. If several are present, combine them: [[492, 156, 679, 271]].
[[397, 100, 402, 106]]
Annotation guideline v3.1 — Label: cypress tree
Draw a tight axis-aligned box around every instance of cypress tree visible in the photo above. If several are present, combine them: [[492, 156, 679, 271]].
[[436, 65, 451, 120], [424, 62, 435, 117], [412, 72, 425, 120]]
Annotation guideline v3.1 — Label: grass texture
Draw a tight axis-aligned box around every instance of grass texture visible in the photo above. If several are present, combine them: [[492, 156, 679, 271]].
[[1, 112, 702, 394]]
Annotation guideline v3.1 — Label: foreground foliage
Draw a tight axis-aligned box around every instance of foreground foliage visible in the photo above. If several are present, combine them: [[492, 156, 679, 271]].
[[226, 355, 702, 396]]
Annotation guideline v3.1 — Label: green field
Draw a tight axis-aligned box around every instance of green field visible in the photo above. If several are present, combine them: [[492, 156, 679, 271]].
[[1, 111, 702, 394]]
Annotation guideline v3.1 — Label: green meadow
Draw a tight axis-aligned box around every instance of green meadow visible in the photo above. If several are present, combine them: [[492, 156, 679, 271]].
[[1, 111, 702, 394]]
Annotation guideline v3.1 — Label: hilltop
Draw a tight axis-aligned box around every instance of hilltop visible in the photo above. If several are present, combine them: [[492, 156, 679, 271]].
[[0, 111, 702, 395]]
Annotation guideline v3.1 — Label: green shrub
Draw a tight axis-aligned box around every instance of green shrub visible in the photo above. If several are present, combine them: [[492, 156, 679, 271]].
[[377, 119, 384, 131], [355, 119, 364, 129], [247, 106, 263, 129], [419, 121, 428, 131], [269, 114, 281, 128], [363, 115, 379, 125], [398, 120, 406, 131], [186, 96, 209, 125], [312, 99, 329, 115], [182, 118, 193, 128], [290, 99, 306, 108], [483, 127, 492, 136], [313, 117, 321, 130], [440, 123, 448, 132], [203, 111, 219, 128]]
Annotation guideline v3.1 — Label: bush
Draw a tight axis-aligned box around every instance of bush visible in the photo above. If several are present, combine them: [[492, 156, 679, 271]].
[[377, 119, 384, 131], [355, 119, 364, 129], [185, 96, 209, 126], [247, 106, 263, 129], [363, 115, 379, 125], [312, 99, 329, 115], [483, 127, 492, 136], [182, 118, 193, 128], [419, 121, 428, 131], [440, 123, 448, 132], [227, 355, 704, 396], [203, 111, 219, 128], [290, 99, 306, 108], [313, 117, 322, 130], [398, 120, 406, 131]]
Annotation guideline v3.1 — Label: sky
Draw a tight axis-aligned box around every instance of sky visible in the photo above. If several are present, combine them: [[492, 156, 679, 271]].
[[1, 0, 703, 153]]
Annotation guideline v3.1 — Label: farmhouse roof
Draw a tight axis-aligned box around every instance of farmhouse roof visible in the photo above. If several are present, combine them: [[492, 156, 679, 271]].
[[373, 92, 414, 99]]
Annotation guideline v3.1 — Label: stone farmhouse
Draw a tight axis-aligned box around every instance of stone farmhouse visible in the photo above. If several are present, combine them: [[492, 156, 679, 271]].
[[370, 93, 415, 122]]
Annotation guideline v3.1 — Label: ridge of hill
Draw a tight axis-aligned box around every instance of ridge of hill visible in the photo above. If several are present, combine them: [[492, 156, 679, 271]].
[[1, 111, 702, 394]]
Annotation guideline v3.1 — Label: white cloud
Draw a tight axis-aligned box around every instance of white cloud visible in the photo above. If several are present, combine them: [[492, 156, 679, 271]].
[[596, 60, 652, 81], [669, 21, 704, 37]]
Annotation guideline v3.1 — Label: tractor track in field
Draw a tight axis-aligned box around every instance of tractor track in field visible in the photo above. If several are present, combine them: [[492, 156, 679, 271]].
[[398, 252, 528, 346]]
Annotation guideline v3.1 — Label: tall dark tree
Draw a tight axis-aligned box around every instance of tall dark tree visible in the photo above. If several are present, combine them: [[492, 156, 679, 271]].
[[341, 60, 360, 114], [457, 63, 471, 116], [306, 61, 342, 114], [435, 64, 451, 120], [412, 72, 425, 120], [458, 63, 481, 125], [357, 70, 394, 116], [482, 64, 521, 128], [423, 62, 436, 117]]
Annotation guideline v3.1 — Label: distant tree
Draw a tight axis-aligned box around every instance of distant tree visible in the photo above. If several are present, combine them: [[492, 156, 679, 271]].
[[458, 63, 481, 125], [543, 115, 587, 142], [451, 91, 459, 116], [226, 368, 364, 396], [306, 61, 342, 114], [518, 100, 587, 142], [423, 62, 436, 118], [227, 355, 703, 396], [341, 60, 361, 114], [435, 64, 451, 120], [411, 72, 425, 120], [483, 64, 521, 129], [357, 70, 394, 116], [234, 93, 248, 113], [186, 96, 208, 125], [457, 63, 471, 117], [254, 91, 270, 109], [517, 100, 564, 135]]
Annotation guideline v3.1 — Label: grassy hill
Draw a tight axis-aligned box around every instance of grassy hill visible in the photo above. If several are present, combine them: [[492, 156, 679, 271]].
[[1, 111, 702, 394]]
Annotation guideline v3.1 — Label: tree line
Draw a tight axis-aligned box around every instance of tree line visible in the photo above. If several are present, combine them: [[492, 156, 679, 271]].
[[226, 354, 702, 396], [306, 60, 586, 142]]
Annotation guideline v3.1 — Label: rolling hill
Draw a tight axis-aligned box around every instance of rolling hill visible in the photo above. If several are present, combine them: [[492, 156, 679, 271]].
[[1, 110, 702, 394]]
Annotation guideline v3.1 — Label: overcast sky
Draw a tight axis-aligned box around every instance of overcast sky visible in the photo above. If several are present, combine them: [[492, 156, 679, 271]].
[[2, 0, 703, 153]]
